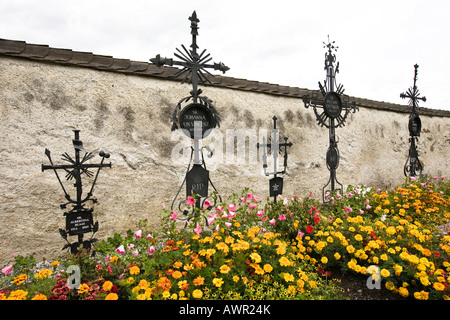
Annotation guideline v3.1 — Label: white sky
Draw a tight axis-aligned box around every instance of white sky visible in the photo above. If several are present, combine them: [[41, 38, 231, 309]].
[[1, 0, 449, 111]]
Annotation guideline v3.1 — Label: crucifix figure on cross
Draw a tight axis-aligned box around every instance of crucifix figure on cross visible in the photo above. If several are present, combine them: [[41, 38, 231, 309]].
[[256, 115, 293, 203], [400, 64, 426, 177], [302, 36, 358, 204], [150, 11, 229, 226], [42, 130, 111, 253]]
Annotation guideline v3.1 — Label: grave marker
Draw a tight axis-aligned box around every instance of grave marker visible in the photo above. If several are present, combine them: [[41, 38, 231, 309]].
[[302, 36, 358, 203], [400, 64, 426, 177], [256, 115, 293, 203], [41, 130, 111, 253], [150, 11, 228, 225]]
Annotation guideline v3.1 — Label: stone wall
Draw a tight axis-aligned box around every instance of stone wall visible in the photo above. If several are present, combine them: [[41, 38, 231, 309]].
[[0, 53, 449, 266]]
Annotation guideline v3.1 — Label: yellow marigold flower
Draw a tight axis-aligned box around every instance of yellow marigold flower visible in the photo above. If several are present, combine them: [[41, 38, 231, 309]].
[[334, 252, 341, 260], [13, 274, 28, 285], [346, 245, 355, 254], [321, 256, 328, 264], [414, 290, 429, 300], [110, 255, 119, 262], [32, 293, 47, 300], [386, 226, 396, 235], [51, 261, 60, 267], [220, 264, 231, 274], [420, 277, 431, 286], [192, 289, 203, 299], [308, 280, 317, 288], [130, 266, 140, 275], [105, 292, 119, 300], [283, 273, 295, 282], [354, 234, 363, 242], [250, 252, 262, 263], [279, 256, 292, 267], [193, 276, 205, 286], [172, 270, 183, 279], [233, 275, 240, 282], [398, 287, 409, 298], [34, 269, 53, 280], [173, 261, 183, 269], [212, 278, 224, 288], [385, 281, 395, 291], [7, 289, 28, 300], [380, 254, 388, 261], [263, 264, 273, 273], [103, 280, 113, 291], [433, 282, 445, 291], [78, 283, 90, 294], [380, 269, 390, 278], [178, 280, 189, 291]]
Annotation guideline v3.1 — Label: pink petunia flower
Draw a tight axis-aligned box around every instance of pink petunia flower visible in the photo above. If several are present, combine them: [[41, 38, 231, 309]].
[[194, 223, 202, 235], [257, 210, 264, 217], [344, 207, 352, 213], [269, 218, 276, 226], [132, 250, 138, 257], [278, 214, 286, 221], [248, 203, 257, 209], [187, 196, 195, 205], [147, 246, 155, 255], [134, 230, 142, 238], [225, 222, 232, 228], [227, 204, 236, 212], [1, 265, 13, 276], [116, 245, 125, 255], [170, 212, 178, 220]]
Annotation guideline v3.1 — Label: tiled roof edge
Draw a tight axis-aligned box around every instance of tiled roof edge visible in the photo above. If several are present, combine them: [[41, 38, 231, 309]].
[[1, 38, 449, 118]]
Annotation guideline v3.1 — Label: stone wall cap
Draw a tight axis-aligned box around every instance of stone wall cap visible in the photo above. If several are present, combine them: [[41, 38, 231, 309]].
[[0, 38, 449, 117]]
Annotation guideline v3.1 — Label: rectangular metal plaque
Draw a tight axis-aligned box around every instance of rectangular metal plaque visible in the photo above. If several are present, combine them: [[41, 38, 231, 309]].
[[66, 209, 93, 235], [269, 177, 283, 197], [186, 164, 209, 197]]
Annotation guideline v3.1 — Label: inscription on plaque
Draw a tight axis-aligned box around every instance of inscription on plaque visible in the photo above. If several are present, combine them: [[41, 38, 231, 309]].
[[324, 92, 342, 119], [66, 209, 93, 235], [179, 103, 213, 139], [186, 164, 209, 198]]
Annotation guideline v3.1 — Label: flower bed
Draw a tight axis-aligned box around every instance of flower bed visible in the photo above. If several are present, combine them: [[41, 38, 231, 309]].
[[1, 176, 449, 300]]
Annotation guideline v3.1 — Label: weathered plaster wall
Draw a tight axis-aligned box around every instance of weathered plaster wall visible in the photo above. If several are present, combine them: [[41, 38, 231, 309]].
[[0, 56, 449, 265]]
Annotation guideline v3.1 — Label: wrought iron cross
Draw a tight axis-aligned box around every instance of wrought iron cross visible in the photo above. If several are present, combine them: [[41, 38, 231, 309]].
[[150, 11, 228, 224], [256, 115, 293, 203], [302, 36, 358, 203], [42, 130, 111, 253], [400, 64, 426, 177]]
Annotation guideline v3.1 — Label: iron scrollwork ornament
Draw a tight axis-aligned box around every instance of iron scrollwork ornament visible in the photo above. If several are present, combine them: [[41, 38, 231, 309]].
[[150, 11, 228, 228], [400, 64, 426, 177], [302, 36, 358, 203], [42, 130, 111, 253]]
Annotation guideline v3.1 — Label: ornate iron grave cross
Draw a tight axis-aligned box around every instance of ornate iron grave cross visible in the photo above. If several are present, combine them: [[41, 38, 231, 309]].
[[256, 115, 293, 203], [150, 11, 229, 224], [400, 64, 426, 177], [42, 130, 111, 253], [302, 36, 358, 203]]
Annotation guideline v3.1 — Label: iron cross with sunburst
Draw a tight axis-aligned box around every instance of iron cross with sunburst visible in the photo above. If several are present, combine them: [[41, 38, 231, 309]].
[[302, 36, 358, 203]]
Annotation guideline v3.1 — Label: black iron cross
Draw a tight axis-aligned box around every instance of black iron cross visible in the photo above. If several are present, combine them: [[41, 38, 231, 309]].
[[256, 115, 293, 203], [302, 36, 358, 203], [42, 130, 111, 253], [150, 11, 228, 225], [400, 64, 426, 177], [150, 10, 229, 103]]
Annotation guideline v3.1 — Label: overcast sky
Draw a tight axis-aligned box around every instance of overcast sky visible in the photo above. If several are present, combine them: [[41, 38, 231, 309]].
[[1, 0, 449, 111]]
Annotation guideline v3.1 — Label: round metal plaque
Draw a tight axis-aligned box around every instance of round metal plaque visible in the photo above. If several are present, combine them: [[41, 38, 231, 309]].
[[324, 92, 342, 119], [179, 103, 213, 139], [408, 115, 421, 137], [326, 147, 339, 170]]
